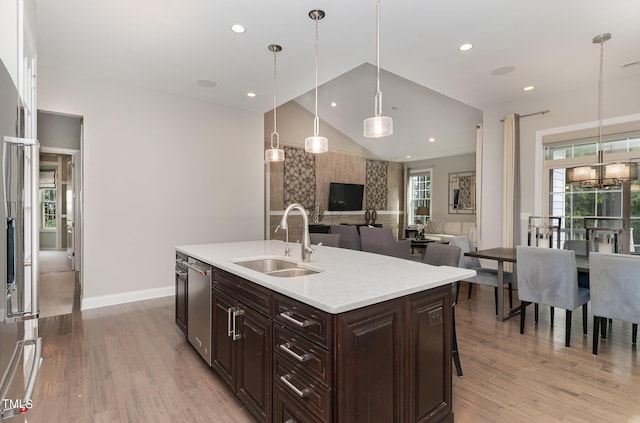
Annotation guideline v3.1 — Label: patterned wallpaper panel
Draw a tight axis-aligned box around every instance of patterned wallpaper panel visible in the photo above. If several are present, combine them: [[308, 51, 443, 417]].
[[284, 146, 316, 208], [366, 160, 387, 210]]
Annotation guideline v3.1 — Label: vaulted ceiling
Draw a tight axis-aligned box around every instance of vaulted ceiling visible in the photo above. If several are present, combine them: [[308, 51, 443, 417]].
[[36, 0, 640, 160]]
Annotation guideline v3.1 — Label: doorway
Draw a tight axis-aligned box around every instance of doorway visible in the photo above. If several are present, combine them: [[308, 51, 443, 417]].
[[37, 111, 83, 318]]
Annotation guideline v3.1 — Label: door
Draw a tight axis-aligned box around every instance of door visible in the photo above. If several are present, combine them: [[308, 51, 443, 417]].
[[66, 156, 74, 269]]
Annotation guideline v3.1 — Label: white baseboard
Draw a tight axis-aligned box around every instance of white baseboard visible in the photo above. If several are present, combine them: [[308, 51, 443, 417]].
[[81, 285, 174, 310]]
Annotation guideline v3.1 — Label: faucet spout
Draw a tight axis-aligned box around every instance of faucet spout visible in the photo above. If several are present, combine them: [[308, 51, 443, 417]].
[[278, 203, 312, 262]]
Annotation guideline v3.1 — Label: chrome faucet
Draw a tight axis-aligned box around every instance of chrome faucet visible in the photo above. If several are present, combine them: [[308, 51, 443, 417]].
[[275, 203, 314, 262]]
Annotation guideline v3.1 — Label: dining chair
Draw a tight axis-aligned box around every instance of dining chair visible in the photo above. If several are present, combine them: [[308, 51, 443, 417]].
[[449, 236, 514, 315], [359, 226, 410, 260], [310, 233, 340, 247], [422, 242, 464, 377], [515, 246, 590, 347], [329, 225, 362, 250], [589, 252, 640, 355]]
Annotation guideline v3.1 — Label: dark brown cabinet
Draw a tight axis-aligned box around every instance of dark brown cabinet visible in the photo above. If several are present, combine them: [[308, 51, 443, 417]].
[[204, 266, 452, 423], [212, 270, 272, 423], [174, 253, 188, 335]]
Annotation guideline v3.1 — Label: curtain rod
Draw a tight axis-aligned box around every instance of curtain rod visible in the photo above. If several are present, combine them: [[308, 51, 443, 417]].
[[500, 110, 550, 122]]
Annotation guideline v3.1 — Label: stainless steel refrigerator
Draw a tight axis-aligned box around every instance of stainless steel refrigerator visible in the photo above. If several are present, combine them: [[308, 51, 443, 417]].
[[0, 59, 42, 420]]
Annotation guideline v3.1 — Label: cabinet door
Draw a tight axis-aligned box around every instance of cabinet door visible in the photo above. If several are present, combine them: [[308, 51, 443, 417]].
[[335, 300, 404, 423], [175, 269, 188, 334], [406, 286, 452, 423], [212, 288, 236, 390], [236, 305, 272, 423]]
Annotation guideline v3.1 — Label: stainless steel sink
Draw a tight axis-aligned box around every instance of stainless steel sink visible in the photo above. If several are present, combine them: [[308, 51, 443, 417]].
[[233, 258, 321, 277]]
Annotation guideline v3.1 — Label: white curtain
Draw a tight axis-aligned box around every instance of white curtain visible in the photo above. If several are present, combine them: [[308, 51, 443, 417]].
[[502, 114, 520, 250], [475, 125, 483, 248]]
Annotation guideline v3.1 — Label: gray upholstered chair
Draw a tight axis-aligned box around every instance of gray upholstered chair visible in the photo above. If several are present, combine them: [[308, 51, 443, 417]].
[[422, 242, 463, 377], [516, 246, 590, 347], [449, 236, 514, 315], [359, 226, 410, 260], [329, 225, 362, 250], [563, 240, 588, 256], [310, 233, 340, 247], [564, 239, 590, 290], [589, 252, 640, 355]]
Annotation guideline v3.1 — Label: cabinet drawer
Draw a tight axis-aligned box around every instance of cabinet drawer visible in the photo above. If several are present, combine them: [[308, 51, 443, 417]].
[[273, 353, 331, 423], [274, 295, 332, 349], [274, 325, 331, 387], [273, 383, 325, 423], [214, 268, 272, 316]]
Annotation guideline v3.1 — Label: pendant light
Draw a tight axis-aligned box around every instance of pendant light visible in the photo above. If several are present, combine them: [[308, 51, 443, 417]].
[[566, 33, 638, 187], [363, 0, 393, 138], [265, 44, 285, 162], [304, 9, 328, 154]]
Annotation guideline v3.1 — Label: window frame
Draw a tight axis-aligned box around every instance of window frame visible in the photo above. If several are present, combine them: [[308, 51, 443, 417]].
[[407, 169, 432, 225]]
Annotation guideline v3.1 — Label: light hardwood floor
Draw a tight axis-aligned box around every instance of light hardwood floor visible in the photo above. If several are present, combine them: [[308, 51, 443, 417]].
[[29, 282, 640, 422]]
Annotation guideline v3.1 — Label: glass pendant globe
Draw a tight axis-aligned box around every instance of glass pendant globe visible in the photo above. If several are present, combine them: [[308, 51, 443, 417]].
[[305, 136, 328, 153], [364, 116, 393, 138], [265, 148, 285, 162]]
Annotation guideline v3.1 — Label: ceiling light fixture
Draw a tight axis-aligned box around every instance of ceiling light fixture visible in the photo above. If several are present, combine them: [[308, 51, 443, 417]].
[[458, 43, 473, 52], [566, 33, 638, 188], [523, 85, 535, 91], [231, 24, 245, 34], [428, 137, 435, 142], [265, 44, 285, 162], [364, 0, 393, 138], [247, 92, 256, 97], [305, 9, 328, 154]]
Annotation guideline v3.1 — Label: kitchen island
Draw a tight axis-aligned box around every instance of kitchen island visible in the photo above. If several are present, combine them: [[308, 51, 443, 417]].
[[176, 240, 475, 423]]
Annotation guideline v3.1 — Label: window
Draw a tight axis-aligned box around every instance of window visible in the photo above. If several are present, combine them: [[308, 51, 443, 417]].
[[407, 170, 431, 224], [41, 189, 56, 229], [543, 130, 640, 252]]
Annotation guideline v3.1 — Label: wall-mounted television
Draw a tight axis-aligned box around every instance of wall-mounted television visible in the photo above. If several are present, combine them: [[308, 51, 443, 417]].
[[328, 182, 364, 211]]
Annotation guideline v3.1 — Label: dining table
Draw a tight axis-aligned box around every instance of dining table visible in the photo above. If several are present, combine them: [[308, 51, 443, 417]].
[[464, 247, 590, 321]]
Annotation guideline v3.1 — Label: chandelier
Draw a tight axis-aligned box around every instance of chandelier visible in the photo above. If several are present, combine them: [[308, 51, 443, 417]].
[[566, 33, 638, 188]]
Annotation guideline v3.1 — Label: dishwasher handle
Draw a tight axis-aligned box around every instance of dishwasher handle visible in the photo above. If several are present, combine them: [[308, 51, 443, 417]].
[[183, 261, 211, 276]]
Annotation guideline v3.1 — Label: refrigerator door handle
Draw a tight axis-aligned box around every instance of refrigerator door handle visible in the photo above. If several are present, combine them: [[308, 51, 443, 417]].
[[0, 337, 42, 419]]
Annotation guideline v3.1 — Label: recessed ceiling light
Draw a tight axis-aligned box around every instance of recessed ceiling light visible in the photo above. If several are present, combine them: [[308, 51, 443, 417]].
[[231, 24, 245, 34], [330, 102, 337, 107], [458, 43, 473, 52], [428, 137, 435, 142], [406, 155, 412, 159], [491, 66, 516, 76], [197, 79, 217, 88], [523, 85, 535, 91], [247, 92, 256, 97]]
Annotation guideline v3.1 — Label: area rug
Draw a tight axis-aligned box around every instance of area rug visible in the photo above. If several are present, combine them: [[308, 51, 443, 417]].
[[39, 271, 75, 318]]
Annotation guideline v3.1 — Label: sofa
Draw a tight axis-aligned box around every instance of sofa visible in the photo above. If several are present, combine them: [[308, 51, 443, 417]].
[[418, 219, 477, 244]]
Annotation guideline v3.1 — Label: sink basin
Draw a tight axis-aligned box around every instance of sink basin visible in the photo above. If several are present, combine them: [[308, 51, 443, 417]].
[[233, 258, 321, 277]]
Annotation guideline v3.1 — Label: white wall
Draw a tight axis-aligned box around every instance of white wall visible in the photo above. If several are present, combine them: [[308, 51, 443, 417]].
[[37, 66, 264, 309], [481, 75, 640, 249], [406, 153, 476, 220]]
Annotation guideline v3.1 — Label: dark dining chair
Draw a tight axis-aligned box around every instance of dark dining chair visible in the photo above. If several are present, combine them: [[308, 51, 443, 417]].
[[449, 236, 514, 315], [310, 233, 340, 247], [516, 246, 590, 347], [359, 226, 411, 260], [589, 252, 640, 355], [329, 224, 361, 251], [423, 242, 464, 377]]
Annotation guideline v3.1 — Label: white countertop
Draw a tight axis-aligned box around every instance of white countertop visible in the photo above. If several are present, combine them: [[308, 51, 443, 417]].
[[176, 240, 476, 314]]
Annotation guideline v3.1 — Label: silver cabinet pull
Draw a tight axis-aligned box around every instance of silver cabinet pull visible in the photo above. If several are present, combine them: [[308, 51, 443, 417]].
[[227, 307, 233, 337], [232, 308, 245, 341], [279, 343, 311, 363], [280, 374, 310, 398], [279, 311, 314, 328]]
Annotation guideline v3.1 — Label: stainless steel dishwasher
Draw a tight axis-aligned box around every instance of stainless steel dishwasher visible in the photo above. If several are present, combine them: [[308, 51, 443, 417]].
[[185, 257, 213, 366]]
